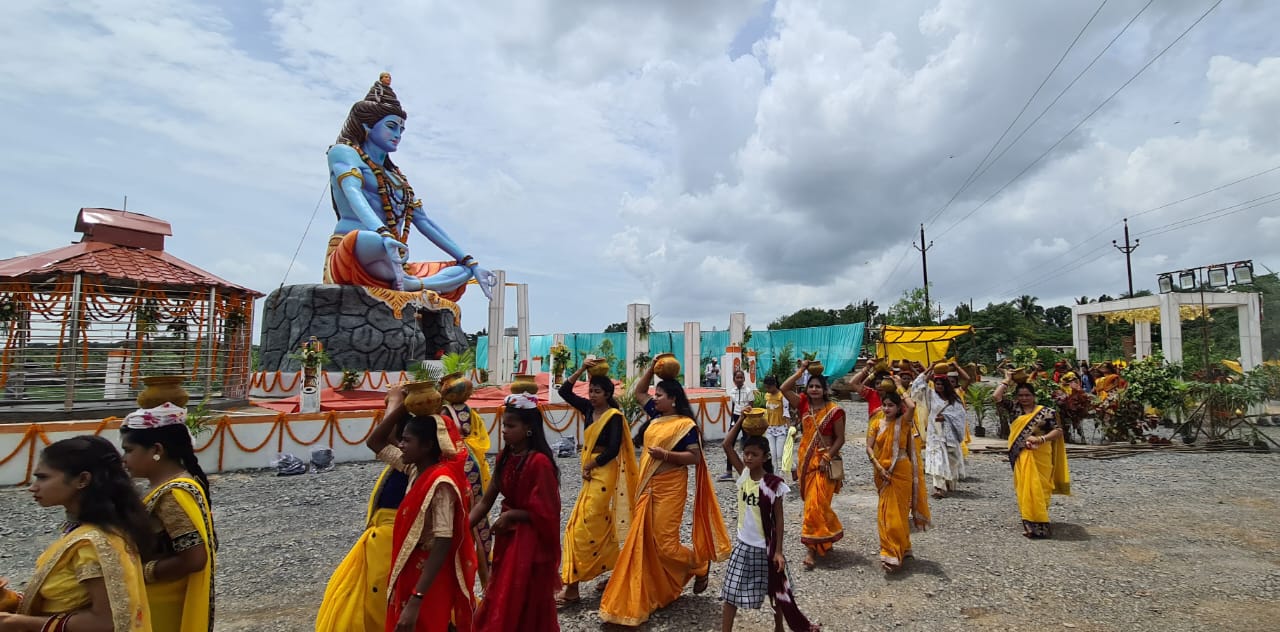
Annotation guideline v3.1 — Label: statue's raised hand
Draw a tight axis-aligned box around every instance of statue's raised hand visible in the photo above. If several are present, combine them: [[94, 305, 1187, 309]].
[[473, 266, 497, 300]]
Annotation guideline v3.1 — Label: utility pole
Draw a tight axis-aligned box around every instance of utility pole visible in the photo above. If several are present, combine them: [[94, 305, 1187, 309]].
[[1112, 218, 1139, 298], [912, 224, 933, 323]]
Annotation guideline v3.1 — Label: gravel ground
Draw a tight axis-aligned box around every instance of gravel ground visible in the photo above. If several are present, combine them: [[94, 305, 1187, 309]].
[[2, 403, 1278, 631]]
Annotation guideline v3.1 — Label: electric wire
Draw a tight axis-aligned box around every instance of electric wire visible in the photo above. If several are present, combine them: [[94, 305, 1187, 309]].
[[996, 190, 1280, 297], [922, 0, 1111, 229], [947, 0, 1155, 215], [281, 183, 331, 291], [984, 164, 1280, 295], [933, 0, 1225, 241]]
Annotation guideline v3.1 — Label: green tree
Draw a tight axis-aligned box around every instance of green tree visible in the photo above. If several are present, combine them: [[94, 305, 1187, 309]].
[[768, 299, 881, 329], [769, 307, 836, 330], [603, 322, 627, 333], [1044, 305, 1072, 330], [885, 286, 932, 327], [1014, 295, 1043, 322]]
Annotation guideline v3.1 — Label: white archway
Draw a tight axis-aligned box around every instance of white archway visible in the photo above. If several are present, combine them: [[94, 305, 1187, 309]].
[[1071, 291, 1263, 369]]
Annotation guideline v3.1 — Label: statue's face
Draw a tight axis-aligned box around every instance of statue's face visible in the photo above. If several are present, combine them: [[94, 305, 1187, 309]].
[[363, 115, 404, 153]]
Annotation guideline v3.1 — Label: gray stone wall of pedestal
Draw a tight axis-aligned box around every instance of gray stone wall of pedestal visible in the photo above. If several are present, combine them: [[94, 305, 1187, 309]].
[[258, 284, 467, 372]]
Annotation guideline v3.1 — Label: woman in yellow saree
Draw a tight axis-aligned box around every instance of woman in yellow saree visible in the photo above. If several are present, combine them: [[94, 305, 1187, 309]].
[[599, 371, 731, 626], [120, 405, 217, 632], [0, 436, 152, 632], [316, 464, 407, 632], [866, 388, 930, 573], [995, 374, 1071, 538], [782, 360, 846, 569], [557, 359, 638, 605]]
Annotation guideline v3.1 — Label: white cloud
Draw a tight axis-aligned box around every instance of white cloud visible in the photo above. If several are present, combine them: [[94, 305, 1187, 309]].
[[1, 0, 1278, 341]]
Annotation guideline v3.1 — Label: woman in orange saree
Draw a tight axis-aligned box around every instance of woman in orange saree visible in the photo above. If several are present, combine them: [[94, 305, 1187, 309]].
[[367, 393, 477, 632], [995, 375, 1071, 538], [782, 360, 846, 569], [599, 375, 731, 626], [866, 388, 930, 573]]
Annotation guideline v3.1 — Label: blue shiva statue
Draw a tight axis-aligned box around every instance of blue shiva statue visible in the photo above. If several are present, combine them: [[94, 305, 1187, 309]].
[[324, 72, 496, 301]]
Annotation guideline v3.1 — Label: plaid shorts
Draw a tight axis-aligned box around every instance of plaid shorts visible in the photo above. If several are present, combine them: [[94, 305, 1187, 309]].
[[720, 539, 769, 609]]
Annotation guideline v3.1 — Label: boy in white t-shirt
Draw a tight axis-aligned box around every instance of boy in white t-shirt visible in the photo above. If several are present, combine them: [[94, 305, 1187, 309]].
[[720, 419, 820, 631]]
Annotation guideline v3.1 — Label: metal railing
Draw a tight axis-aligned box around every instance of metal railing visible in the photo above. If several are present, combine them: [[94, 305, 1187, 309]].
[[0, 277, 256, 409]]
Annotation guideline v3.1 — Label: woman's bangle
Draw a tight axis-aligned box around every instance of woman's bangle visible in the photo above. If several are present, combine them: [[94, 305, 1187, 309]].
[[459, 254, 478, 268], [143, 560, 158, 583]]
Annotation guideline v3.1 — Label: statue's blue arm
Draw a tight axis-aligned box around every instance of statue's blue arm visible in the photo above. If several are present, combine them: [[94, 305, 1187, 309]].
[[327, 145, 385, 232], [410, 208, 468, 263]]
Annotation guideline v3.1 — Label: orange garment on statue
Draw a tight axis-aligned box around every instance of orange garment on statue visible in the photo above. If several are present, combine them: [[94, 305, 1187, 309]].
[[598, 415, 731, 627], [796, 399, 844, 555], [325, 232, 466, 302]]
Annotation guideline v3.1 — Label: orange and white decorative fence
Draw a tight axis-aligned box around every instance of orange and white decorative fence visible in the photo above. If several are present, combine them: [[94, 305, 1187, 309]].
[[0, 395, 731, 486], [250, 370, 415, 398]]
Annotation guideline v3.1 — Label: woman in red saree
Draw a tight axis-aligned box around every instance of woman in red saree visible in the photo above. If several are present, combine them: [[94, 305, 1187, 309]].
[[367, 393, 477, 632], [470, 393, 562, 632]]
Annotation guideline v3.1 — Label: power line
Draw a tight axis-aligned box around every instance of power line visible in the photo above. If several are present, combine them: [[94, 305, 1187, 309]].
[[922, 0, 1111, 229], [986, 163, 1280, 294], [946, 0, 1155, 214], [872, 244, 914, 301], [934, 0, 1225, 240], [1135, 191, 1280, 239], [998, 190, 1280, 296]]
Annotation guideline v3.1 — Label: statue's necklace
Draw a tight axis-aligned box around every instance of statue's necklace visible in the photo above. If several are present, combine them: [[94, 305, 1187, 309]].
[[352, 143, 414, 244]]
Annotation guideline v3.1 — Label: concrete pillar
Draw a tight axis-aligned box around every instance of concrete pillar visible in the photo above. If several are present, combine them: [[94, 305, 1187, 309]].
[[1238, 293, 1263, 371], [728, 312, 746, 347], [1134, 321, 1153, 360], [683, 321, 701, 389], [499, 335, 515, 385], [516, 283, 530, 376], [486, 270, 507, 385], [1158, 293, 1183, 364], [626, 303, 651, 381], [1072, 309, 1090, 361]]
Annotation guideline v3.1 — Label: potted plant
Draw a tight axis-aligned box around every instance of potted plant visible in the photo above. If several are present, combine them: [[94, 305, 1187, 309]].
[[549, 343, 571, 385], [965, 383, 994, 438]]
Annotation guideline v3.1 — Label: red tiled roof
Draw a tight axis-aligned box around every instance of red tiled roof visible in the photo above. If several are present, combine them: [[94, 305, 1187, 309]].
[[75, 208, 172, 237], [0, 242, 262, 296]]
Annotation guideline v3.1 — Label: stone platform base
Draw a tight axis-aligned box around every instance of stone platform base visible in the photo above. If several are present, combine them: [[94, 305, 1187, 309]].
[[259, 284, 467, 372]]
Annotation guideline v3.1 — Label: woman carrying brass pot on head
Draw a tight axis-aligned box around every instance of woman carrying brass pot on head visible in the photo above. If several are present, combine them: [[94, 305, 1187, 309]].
[[781, 359, 845, 570], [555, 358, 638, 607], [994, 371, 1071, 538]]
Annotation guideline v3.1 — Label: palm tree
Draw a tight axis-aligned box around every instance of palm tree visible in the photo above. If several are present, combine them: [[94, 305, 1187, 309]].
[[1014, 295, 1043, 322], [1075, 296, 1091, 306]]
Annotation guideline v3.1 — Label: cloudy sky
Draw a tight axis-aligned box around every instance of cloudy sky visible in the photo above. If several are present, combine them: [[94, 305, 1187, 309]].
[[3, 0, 1278, 338]]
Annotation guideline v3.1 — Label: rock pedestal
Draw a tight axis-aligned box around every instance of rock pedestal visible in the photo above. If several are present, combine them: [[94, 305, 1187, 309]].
[[259, 284, 467, 372]]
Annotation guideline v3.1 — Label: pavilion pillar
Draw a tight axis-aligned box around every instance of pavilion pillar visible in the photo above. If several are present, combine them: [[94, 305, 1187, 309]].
[[1134, 320, 1153, 360], [205, 287, 217, 398], [1158, 293, 1183, 364], [1238, 293, 1263, 371], [63, 273, 83, 412], [486, 270, 506, 384], [1072, 310, 1090, 362], [683, 321, 701, 389]]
